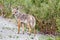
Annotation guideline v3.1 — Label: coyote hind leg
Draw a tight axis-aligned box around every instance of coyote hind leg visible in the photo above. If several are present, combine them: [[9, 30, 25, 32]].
[[27, 23, 31, 35], [17, 19, 21, 34], [34, 27, 36, 36], [22, 23, 24, 34]]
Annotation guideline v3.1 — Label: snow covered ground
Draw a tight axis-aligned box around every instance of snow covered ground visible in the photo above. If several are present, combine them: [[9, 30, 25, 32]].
[[0, 16, 55, 40]]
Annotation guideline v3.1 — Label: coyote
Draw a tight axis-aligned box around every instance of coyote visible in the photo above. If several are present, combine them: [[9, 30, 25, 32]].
[[11, 7, 36, 35]]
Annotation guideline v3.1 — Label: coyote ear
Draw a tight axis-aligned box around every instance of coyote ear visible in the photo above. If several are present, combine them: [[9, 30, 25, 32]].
[[11, 7, 13, 10], [16, 7, 18, 10], [11, 7, 13, 12]]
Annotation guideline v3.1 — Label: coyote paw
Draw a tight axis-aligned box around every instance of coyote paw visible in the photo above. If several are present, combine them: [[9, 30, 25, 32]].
[[28, 33, 31, 36], [23, 32, 24, 34], [17, 32, 19, 34], [27, 32, 31, 36]]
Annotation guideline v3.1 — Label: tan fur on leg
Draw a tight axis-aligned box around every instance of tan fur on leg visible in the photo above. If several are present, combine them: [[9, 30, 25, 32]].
[[17, 19, 20, 34], [27, 23, 31, 34]]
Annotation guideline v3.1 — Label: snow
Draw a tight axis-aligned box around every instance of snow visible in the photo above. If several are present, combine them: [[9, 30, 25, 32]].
[[0, 16, 55, 40]]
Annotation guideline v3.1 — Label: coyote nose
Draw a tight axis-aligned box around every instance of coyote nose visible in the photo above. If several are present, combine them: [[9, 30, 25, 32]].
[[12, 13, 15, 15]]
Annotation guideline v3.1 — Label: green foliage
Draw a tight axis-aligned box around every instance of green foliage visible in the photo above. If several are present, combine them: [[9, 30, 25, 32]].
[[55, 36, 60, 40], [56, 18, 60, 32], [0, 0, 60, 33]]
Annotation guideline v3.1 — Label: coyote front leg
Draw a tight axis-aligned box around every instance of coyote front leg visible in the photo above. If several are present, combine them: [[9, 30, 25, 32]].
[[17, 19, 21, 34]]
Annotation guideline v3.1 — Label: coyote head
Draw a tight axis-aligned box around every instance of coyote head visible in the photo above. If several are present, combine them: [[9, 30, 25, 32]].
[[11, 7, 20, 16]]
